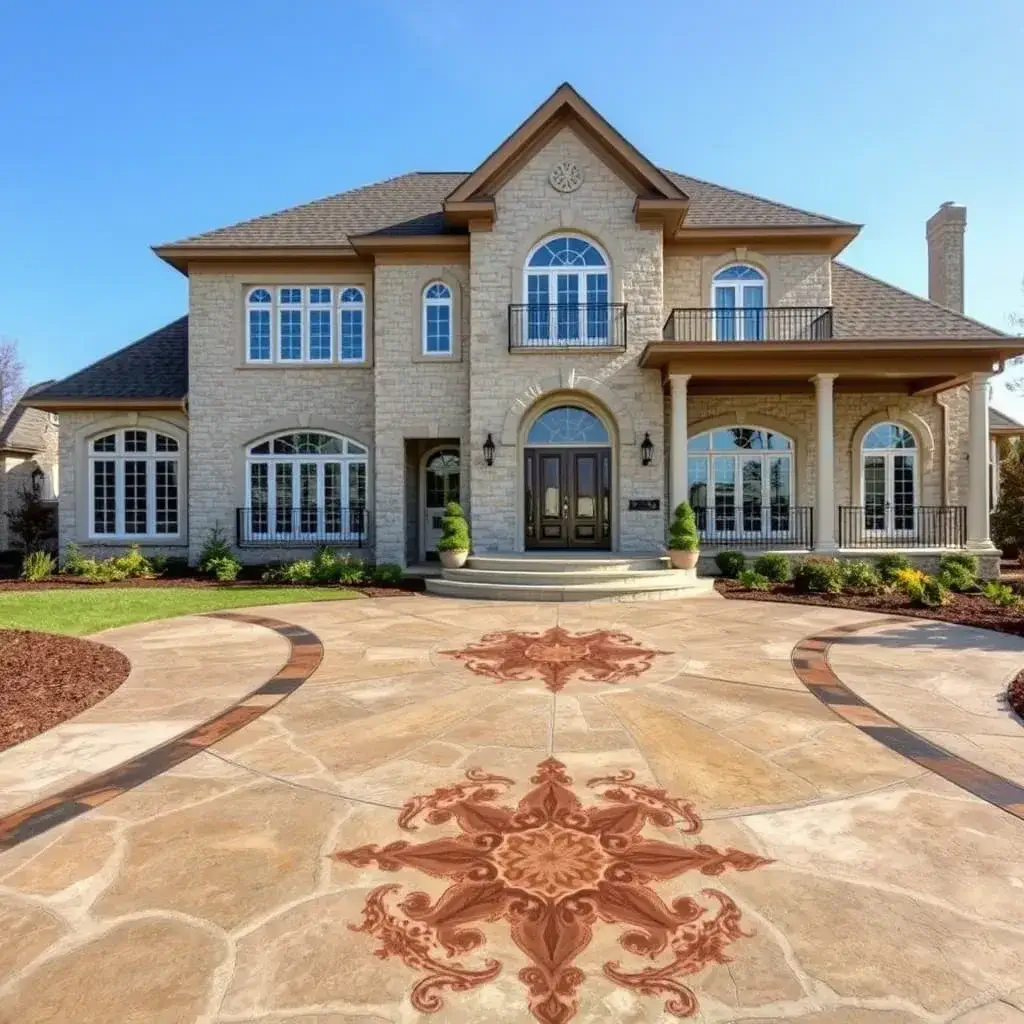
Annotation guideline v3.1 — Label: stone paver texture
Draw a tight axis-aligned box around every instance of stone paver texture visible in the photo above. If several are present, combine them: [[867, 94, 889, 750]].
[[1, 593, 1023, 1023]]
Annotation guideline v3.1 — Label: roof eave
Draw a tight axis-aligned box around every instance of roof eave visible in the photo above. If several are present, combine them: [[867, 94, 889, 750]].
[[347, 233, 472, 252], [28, 397, 186, 413], [153, 244, 361, 273], [671, 223, 862, 254]]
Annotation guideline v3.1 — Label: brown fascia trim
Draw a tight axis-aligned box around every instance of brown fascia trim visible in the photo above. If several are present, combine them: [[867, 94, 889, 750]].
[[28, 398, 186, 413], [153, 244, 362, 273], [634, 197, 689, 235], [347, 234, 471, 253], [440, 199, 496, 230], [670, 224, 862, 255]]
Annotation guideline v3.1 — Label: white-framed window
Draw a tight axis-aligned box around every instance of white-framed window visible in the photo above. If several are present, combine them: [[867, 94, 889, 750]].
[[711, 264, 766, 341], [524, 234, 610, 345], [687, 427, 794, 536], [245, 286, 365, 364], [861, 423, 917, 533], [339, 287, 365, 363], [423, 282, 453, 355], [244, 430, 369, 542], [88, 429, 181, 539]]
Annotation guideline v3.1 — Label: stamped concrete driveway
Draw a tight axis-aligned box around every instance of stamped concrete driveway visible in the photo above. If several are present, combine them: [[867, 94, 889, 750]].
[[1, 594, 1024, 1024]]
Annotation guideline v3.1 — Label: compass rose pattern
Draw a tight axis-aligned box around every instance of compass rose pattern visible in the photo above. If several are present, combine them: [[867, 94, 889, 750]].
[[441, 625, 669, 693], [333, 757, 772, 1023]]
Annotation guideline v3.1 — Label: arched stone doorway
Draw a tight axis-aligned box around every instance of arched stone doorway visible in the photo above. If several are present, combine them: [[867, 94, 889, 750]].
[[522, 401, 614, 550]]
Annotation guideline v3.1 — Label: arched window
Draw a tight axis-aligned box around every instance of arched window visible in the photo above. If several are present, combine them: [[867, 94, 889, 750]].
[[244, 431, 368, 542], [88, 428, 181, 538], [247, 288, 272, 361], [339, 288, 365, 363], [861, 423, 917, 533], [423, 282, 452, 355], [526, 406, 610, 445], [712, 265, 766, 341], [524, 235, 610, 345], [687, 427, 793, 536]]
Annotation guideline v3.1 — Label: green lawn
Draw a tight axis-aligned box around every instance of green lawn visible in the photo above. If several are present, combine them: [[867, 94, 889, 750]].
[[0, 587, 361, 636]]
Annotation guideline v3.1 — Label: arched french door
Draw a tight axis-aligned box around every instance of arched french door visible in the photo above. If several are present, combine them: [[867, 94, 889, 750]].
[[523, 405, 612, 549], [421, 447, 461, 560]]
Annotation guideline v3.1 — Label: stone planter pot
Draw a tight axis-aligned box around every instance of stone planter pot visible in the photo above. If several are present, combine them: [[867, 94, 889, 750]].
[[668, 549, 699, 570], [439, 549, 469, 569]]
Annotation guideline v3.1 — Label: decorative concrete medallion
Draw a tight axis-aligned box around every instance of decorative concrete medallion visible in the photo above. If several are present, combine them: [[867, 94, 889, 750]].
[[442, 625, 668, 693], [333, 757, 770, 1023], [549, 159, 584, 193]]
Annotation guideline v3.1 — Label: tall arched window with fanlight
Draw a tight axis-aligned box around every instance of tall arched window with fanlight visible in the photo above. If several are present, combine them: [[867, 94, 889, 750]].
[[422, 282, 452, 355], [523, 235, 610, 346], [861, 423, 917, 534], [712, 265, 766, 341]]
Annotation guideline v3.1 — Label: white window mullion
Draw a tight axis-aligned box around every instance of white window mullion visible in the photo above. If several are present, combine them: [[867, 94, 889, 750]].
[[115, 459, 125, 537], [147, 458, 156, 536], [317, 464, 326, 536]]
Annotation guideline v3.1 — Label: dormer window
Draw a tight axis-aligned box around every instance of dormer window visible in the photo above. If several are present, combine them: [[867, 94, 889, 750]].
[[712, 265, 766, 341]]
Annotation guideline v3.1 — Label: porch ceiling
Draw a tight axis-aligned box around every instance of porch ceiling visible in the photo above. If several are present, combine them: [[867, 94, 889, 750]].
[[641, 338, 1024, 395]]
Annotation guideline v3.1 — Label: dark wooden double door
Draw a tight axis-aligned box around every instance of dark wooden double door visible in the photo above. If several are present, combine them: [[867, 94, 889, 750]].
[[524, 447, 611, 549]]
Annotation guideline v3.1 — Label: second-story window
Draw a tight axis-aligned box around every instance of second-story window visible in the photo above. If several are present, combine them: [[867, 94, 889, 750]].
[[524, 235, 610, 345], [712, 265, 766, 341], [423, 282, 452, 354], [245, 286, 365, 364]]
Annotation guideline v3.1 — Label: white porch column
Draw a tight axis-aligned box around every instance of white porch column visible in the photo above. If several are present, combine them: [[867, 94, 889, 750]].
[[669, 373, 690, 511], [813, 373, 838, 552], [991, 438, 1000, 511], [967, 372, 996, 550]]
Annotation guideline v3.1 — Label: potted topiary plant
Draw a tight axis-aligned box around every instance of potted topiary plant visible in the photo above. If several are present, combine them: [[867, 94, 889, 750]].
[[436, 501, 471, 569], [667, 501, 700, 570]]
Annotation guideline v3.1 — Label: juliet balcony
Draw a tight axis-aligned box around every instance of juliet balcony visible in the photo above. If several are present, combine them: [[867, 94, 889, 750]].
[[508, 303, 628, 351], [662, 306, 834, 342]]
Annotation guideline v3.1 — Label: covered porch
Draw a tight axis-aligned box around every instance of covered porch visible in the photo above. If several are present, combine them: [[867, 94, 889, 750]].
[[641, 336, 1023, 574]]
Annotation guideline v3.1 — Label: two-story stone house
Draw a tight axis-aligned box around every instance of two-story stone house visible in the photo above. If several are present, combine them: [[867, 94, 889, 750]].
[[34, 84, 1023, 595]]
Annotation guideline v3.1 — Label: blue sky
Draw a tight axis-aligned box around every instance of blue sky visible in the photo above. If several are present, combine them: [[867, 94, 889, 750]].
[[2, 0, 1022, 410]]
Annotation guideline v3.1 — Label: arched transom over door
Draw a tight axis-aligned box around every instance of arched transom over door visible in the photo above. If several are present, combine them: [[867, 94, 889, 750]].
[[523, 405, 612, 550]]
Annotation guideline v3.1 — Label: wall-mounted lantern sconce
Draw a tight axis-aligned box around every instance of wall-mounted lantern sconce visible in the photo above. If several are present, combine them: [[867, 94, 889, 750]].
[[483, 433, 495, 467], [640, 432, 654, 466]]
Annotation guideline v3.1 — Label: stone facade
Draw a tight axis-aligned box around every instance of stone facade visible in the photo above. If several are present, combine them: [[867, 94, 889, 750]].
[[926, 202, 966, 313], [0, 412, 58, 551]]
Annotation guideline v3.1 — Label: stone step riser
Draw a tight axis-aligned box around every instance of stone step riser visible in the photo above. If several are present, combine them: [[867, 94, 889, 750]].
[[466, 555, 669, 573], [443, 568, 690, 586], [424, 578, 714, 602]]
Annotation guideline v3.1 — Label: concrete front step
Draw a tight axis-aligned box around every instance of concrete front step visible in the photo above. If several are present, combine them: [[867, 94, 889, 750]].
[[466, 553, 670, 573], [425, 570, 714, 603], [443, 567, 683, 586]]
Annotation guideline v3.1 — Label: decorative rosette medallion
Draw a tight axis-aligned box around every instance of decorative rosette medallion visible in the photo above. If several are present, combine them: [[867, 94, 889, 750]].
[[549, 160, 584, 193]]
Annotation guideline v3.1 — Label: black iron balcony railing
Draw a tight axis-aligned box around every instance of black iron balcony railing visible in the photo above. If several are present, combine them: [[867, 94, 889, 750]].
[[236, 506, 371, 547], [663, 306, 833, 342], [509, 303, 627, 351], [838, 505, 966, 549], [693, 504, 814, 550]]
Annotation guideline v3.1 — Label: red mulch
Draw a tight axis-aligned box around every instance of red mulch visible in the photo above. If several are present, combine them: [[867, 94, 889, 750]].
[[1008, 673, 1024, 721], [0, 576, 423, 597], [0, 630, 131, 751], [714, 579, 1024, 639]]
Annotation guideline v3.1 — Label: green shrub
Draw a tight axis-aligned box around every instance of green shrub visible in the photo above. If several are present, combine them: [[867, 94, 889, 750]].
[[668, 502, 699, 552], [148, 554, 169, 576], [938, 563, 978, 594], [436, 501, 470, 552], [205, 555, 242, 582], [260, 564, 288, 584], [371, 562, 403, 585], [738, 569, 771, 591], [81, 559, 128, 583], [336, 557, 366, 584], [842, 561, 883, 593], [310, 547, 343, 584], [109, 545, 153, 579], [198, 526, 233, 576], [21, 550, 55, 581], [62, 542, 89, 576], [714, 550, 746, 579], [875, 553, 913, 584], [919, 576, 950, 608], [792, 557, 844, 595], [752, 553, 790, 582], [939, 552, 979, 578], [983, 581, 1020, 608], [281, 559, 315, 583]]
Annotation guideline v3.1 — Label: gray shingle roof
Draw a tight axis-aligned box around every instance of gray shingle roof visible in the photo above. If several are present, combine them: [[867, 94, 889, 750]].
[[34, 317, 188, 402], [161, 168, 854, 249], [991, 407, 1024, 430], [0, 383, 56, 453], [831, 263, 1008, 339]]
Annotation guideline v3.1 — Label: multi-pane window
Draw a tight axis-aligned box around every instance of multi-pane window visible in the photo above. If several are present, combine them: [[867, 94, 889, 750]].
[[245, 285, 365, 363], [687, 427, 793, 535], [524, 235, 610, 345], [712, 265, 766, 341], [862, 423, 917, 533], [88, 429, 181, 538], [423, 282, 452, 354], [245, 431, 369, 542]]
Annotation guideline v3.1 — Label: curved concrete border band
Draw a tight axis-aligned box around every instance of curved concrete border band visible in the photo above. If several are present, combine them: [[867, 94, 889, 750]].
[[0, 611, 323, 852], [791, 617, 1024, 821]]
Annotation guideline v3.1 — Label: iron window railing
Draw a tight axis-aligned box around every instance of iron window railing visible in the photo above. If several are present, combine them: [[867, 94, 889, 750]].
[[662, 306, 833, 342], [236, 506, 371, 547], [838, 505, 966, 549], [694, 504, 814, 550], [509, 303, 627, 350]]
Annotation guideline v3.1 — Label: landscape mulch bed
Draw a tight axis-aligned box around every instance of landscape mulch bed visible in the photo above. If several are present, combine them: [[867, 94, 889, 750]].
[[0, 576, 423, 598], [0, 630, 131, 751]]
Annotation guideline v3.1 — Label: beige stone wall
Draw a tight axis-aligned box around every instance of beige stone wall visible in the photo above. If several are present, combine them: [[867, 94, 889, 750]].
[[372, 262, 470, 565], [467, 126, 666, 553], [0, 410, 59, 550], [54, 408, 190, 559], [187, 268, 375, 563]]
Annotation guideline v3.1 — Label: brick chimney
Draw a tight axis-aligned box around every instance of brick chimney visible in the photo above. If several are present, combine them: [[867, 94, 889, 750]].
[[926, 201, 966, 313]]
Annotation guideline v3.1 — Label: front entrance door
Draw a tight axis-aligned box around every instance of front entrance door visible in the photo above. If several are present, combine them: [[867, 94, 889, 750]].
[[524, 447, 611, 549], [423, 448, 460, 559]]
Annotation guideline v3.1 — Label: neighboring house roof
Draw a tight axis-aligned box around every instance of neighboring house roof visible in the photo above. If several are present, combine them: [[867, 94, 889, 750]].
[[0, 382, 56, 453], [32, 317, 188, 404], [991, 407, 1024, 432], [159, 168, 854, 250], [831, 263, 1008, 340]]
